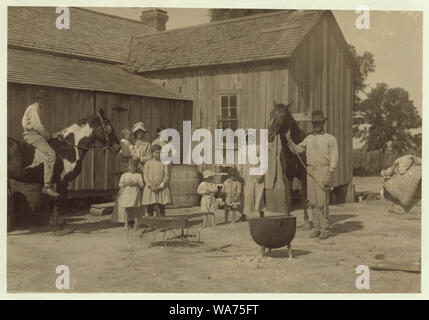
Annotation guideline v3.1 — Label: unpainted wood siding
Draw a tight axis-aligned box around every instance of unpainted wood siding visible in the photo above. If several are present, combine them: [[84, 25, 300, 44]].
[[287, 16, 354, 186], [7, 83, 193, 191]]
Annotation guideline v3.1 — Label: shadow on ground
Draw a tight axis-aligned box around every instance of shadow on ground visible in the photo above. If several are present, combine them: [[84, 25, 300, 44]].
[[329, 220, 364, 237], [268, 249, 311, 259]]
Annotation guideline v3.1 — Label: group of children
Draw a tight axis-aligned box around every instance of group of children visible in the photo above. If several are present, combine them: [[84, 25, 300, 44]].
[[113, 122, 171, 228], [197, 165, 263, 227], [114, 122, 265, 229]]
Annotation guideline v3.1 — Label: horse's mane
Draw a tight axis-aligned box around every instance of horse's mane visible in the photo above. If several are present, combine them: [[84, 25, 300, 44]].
[[274, 103, 306, 144], [76, 114, 101, 128], [288, 112, 304, 143]]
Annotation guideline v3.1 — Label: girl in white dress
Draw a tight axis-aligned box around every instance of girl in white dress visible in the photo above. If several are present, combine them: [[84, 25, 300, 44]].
[[118, 159, 144, 228], [142, 144, 172, 216], [197, 170, 218, 227]]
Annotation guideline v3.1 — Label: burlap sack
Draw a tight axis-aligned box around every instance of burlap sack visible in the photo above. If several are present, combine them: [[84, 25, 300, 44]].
[[383, 165, 421, 208]]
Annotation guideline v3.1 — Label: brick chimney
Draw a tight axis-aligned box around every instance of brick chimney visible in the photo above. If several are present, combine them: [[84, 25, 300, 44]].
[[140, 9, 169, 31]]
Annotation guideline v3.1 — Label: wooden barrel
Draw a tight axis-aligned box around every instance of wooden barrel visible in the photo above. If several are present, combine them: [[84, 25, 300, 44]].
[[9, 179, 44, 214], [169, 165, 201, 207]]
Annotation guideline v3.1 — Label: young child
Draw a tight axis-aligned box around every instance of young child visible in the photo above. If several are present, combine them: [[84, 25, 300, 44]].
[[222, 167, 241, 224], [197, 170, 218, 227], [118, 159, 144, 228], [142, 144, 171, 216]]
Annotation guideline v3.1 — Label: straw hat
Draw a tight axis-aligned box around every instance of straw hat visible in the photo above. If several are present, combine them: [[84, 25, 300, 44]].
[[203, 170, 215, 179], [132, 122, 147, 134]]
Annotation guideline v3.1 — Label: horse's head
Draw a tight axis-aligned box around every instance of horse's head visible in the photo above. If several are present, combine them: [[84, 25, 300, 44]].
[[93, 109, 120, 153], [268, 102, 293, 142]]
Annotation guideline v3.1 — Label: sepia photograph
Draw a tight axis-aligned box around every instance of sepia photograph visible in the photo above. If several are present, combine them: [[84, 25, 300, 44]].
[[5, 3, 422, 294]]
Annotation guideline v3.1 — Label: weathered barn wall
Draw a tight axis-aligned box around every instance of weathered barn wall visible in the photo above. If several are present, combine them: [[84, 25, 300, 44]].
[[8, 83, 193, 192]]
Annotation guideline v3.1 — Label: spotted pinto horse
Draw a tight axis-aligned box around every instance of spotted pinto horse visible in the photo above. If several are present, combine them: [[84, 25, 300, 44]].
[[7, 109, 120, 234]]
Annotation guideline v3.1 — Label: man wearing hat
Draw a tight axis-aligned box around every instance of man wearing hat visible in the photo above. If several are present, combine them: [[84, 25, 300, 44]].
[[21, 90, 59, 197], [285, 109, 339, 239]]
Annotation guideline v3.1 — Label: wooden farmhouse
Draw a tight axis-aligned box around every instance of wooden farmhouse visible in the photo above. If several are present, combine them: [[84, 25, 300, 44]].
[[127, 9, 359, 200], [8, 8, 358, 201]]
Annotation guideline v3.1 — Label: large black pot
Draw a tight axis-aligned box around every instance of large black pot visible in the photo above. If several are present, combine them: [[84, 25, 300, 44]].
[[248, 215, 296, 257]]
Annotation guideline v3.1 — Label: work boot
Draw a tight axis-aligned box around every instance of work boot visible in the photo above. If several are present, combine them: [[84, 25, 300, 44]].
[[318, 231, 329, 240], [310, 230, 321, 238], [42, 186, 59, 197]]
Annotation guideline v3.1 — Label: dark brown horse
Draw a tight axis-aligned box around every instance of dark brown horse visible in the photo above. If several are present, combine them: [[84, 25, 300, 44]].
[[7, 109, 120, 234], [268, 103, 311, 229]]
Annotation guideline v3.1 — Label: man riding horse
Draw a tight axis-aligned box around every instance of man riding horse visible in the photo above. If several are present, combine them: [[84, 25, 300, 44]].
[[8, 90, 120, 234], [21, 90, 59, 197]]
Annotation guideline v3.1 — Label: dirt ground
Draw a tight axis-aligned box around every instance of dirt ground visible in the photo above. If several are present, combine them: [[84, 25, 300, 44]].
[[7, 176, 421, 293]]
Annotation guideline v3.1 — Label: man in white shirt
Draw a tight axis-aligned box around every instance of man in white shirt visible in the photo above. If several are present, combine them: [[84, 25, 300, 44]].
[[22, 90, 59, 197], [285, 110, 339, 239]]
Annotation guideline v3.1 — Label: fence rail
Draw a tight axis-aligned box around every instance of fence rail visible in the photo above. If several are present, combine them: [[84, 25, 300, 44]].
[[352, 149, 420, 175]]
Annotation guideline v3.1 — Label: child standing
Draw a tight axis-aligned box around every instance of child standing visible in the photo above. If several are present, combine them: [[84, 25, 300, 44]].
[[222, 167, 241, 224], [118, 159, 144, 228], [142, 144, 171, 216], [197, 170, 218, 227]]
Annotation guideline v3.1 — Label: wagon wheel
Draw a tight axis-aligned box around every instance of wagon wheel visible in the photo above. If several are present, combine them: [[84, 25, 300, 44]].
[[128, 226, 155, 248], [163, 228, 180, 242], [185, 227, 200, 243], [127, 227, 138, 247], [137, 226, 156, 248]]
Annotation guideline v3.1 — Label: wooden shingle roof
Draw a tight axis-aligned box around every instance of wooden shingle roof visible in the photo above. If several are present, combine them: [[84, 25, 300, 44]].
[[128, 10, 326, 73], [8, 7, 157, 64], [8, 49, 189, 100]]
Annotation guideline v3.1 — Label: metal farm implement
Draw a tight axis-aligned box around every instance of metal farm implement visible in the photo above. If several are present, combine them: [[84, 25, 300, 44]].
[[127, 213, 206, 248]]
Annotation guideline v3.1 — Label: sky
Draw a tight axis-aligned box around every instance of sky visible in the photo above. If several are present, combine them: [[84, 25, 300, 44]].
[[89, 7, 423, 114]]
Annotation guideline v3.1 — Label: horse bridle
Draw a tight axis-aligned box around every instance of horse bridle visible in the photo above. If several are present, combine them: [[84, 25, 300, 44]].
[[57, 115, 113, 151]]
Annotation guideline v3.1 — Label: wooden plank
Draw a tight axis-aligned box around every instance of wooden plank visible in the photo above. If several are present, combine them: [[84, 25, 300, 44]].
[[370, 260, 421, 273], [94, 92, 108, 190], [208, 70, 216, 134], [7, 85, 16, 138], [107, 93, 121, 189], [69, 90, 84, 191], [81, 91, 94, 190], [128, 95, 140, 129]]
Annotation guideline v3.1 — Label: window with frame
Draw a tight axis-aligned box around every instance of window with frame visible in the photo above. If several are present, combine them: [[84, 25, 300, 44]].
[[217, 93, 240, 151], [218, 94, 239, 130]]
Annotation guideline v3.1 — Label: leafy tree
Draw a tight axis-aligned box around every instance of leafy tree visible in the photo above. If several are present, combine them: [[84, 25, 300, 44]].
[[355, 83, 421, 154], [208, 9, 283, 22], [349, 44, 376, 107]]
